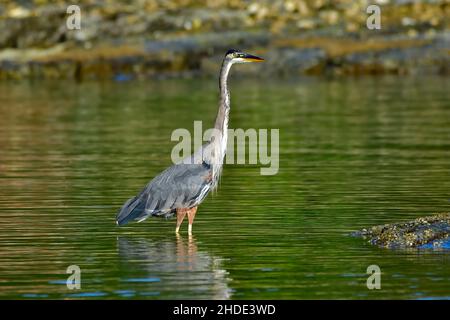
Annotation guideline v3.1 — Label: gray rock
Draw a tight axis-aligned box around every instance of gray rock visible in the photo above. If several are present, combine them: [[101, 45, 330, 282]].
[[352, 213, 450, 249], [264, 47, 327, 76]]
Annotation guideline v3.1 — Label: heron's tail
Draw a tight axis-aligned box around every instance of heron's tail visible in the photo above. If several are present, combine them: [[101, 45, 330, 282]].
[[116, 195, 147, 226]]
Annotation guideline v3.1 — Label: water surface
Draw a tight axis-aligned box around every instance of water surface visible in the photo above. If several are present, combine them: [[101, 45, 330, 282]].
[[0, 76, 449, 299]]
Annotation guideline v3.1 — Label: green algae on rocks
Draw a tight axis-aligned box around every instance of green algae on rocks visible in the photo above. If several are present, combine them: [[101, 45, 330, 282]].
[[352, 213, 450, 249]]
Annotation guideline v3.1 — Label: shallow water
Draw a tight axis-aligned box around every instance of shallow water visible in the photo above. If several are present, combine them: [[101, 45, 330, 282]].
[[0, 76, 449, 299]]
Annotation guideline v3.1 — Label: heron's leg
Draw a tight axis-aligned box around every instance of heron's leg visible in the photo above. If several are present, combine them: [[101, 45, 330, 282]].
[[187, 207, 198, 235], [175, 208, 187, 233]]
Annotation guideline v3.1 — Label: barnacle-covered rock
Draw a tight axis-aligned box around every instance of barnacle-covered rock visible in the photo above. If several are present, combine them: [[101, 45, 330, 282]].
[[352, 213, 450, 249]]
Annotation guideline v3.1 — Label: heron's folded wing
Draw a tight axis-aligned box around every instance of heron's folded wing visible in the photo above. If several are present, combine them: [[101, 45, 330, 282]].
[[144, 163, 212, 214], [117, 162, 212, 225]]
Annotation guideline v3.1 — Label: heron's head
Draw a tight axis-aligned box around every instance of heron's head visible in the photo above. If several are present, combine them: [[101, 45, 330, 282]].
[[224, 49, 264, 64]]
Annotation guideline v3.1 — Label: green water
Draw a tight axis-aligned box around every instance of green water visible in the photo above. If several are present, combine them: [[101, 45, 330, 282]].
[[0, 76, 449, 299]]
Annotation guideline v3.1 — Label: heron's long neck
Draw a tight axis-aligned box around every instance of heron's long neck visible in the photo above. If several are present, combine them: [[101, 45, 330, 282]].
[[215, 60, 231, 134], [210, 59, 232, 174]]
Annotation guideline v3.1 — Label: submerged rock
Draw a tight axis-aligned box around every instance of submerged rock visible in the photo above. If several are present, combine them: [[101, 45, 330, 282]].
[[352, 213, 450, 249]]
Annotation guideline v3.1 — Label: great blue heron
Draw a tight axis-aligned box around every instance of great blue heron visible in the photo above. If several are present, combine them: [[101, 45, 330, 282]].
[[116, 49, 264, 234]]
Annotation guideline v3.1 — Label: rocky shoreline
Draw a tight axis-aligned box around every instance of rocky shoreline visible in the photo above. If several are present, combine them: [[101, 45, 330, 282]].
[[0, 0, 448, 80]]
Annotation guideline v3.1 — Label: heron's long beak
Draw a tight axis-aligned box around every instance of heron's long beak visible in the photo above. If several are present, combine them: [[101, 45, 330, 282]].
[[242, 53, 264, 62]]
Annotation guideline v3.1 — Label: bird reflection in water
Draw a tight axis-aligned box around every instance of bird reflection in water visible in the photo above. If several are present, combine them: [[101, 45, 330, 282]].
[[117, 235, 232, 299]]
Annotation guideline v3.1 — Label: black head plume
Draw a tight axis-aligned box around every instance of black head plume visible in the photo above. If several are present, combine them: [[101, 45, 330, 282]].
[[225, 49, 239, 56]]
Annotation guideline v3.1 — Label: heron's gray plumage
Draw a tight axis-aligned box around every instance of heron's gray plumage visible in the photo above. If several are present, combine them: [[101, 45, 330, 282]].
[[116, 161, 212, 225], [116, 49, 263, 227]]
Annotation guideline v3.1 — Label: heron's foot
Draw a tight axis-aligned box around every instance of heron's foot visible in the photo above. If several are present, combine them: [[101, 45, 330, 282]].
[[188, 224, 192, 235], [175, 226, 180, 233]]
